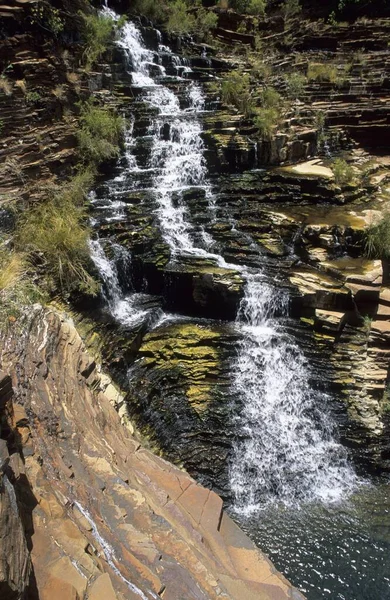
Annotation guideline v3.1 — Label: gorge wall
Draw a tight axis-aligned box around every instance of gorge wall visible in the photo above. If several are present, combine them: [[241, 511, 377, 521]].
[[0, 307, 304, 599]]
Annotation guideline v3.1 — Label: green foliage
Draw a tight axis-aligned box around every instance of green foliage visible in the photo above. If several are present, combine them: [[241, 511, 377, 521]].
[[307, 62, 338, 83], [166, 1, 195, 34], [362, 314, 373, 332], [221, 71, 253, 116], [284, 72, 307, 99], [25, 90, 42, 104], [16, 192, 98, 297], [30, 1, 64, 36], [382, 385, 390, 415], [314, 111, 325, 131], [254, 107, 279, 140], [55, 168, 95, 206], [365, 213, 390, 260], [246, 0, 266, 16], [193, 7, 218, 38], [229, 0, 266, 14], [328, 10, 338, 26], [332, 158, 355, 185], [261, 86, 282, 109], [77, 101, 124, 166], [250, 56, 271, 81], [81, 12, 116, 70], [0, 119, 3, 135], [281, 0, 301, 21], [133, 0, 167, 22], [132, 0, 216, 39]]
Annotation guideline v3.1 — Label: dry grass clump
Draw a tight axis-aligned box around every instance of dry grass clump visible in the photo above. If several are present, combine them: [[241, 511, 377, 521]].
[[0, 76, 13, 96], [15, 79, 26, 94], [16, 191, 98, 296], [365, 213, 390, 260], [307, 63, 339, 83]]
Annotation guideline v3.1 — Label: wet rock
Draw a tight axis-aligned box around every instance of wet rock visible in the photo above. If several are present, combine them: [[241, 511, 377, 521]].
[[127, 321, 239, 496]]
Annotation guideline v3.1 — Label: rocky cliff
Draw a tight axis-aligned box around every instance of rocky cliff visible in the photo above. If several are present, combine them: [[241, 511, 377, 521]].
[[0, 306, 304, 600]]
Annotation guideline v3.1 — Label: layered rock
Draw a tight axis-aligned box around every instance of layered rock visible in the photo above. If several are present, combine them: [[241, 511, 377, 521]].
[[0, 307, 304, 600], [0, 372, 32, 600]]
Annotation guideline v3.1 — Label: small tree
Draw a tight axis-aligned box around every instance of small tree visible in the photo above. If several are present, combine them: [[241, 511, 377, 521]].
[[166, 1, 195, 34], [284, 72, 307, 99], [332, 158, 354, 185], [221, 71, 253, 116], [81, 12, 116, 70]]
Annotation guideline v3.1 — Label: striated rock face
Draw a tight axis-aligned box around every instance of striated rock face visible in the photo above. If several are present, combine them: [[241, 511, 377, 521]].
[[126, 322, 239, 497], [0, 373, 32, 600], [0, 307, 304, 600]]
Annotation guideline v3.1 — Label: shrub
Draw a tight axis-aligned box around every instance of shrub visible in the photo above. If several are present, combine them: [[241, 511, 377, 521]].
[[254, 107, 280, 140], [133, 0, 166, 22], [282, 0, 301, 21], [16, 195, 98, 296], [221, 71, 253, 116], [246, 0, 266, 16], [194, 8, 218, 38], [81, 12, 116, 70], [166, 1, 195, 34], [332, 158, 354, 185], [30, 2, 64, 36], [261, 86, 282, 109], [285, 72, 307, 99], [55, 168, 95, 206], [25, 90, 42, 104], [229, 0, 266, 14], [250, 57, 271, 81], [77, 101, 124, 166], [307, 63, 338, 83], [365, 213, 390, 260]]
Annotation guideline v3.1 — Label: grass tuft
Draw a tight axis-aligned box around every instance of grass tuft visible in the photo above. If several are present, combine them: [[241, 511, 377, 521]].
[[77, 101, 124, 165], [365, 213, 390, 260]]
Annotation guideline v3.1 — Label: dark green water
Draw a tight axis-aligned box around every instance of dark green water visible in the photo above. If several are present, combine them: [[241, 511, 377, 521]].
[[234, 480, 390, 600]]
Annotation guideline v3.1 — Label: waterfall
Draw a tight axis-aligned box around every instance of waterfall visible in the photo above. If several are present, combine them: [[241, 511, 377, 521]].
[[90, 9, 358, 513], [230, 274, 359, 513], [89, 240, 151, 327]]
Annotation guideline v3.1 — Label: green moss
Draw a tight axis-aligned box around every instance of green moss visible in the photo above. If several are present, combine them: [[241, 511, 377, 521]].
[[139, 323, 221, 415]]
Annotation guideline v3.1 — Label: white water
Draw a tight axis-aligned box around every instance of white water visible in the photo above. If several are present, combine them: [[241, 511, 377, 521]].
[[91, 10, 359, 513], [89, 240, 151, 327], [230, 274, 359, 514]]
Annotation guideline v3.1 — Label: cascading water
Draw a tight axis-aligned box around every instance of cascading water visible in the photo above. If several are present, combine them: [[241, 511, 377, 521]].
[[87, 9, 390, 600], [230, 274, 358, 513], [89, 240, 152, 327], [94, 8, 358, 507]]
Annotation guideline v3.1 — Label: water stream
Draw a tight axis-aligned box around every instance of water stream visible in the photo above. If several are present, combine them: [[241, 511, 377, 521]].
[[89, 10, 390, 599]]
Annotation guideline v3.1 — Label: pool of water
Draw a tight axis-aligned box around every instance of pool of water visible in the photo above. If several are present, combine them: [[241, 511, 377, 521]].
[[233, 479, 390, 600]]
